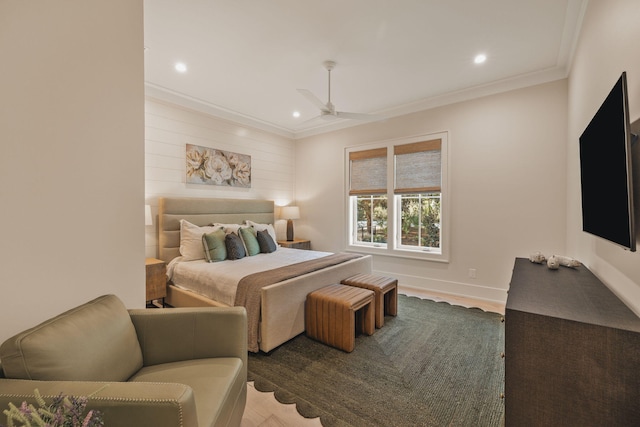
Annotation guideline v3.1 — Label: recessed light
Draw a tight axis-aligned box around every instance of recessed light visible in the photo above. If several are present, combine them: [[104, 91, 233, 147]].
[[474, 54, 487, 64], [175, 62, 187, 73], [292, 111, 301, 118]]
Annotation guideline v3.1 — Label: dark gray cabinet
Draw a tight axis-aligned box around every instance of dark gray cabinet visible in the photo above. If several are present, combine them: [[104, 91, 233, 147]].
[[505, 258, 640, 426]]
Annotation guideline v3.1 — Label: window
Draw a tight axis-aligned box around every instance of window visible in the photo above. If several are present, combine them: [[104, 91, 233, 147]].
[[397, 193, 441, 249], [355, 195, 387, 245], [348, 147, 388, 246], [347, 133, 448, 261], [394, 139, 442, 251]]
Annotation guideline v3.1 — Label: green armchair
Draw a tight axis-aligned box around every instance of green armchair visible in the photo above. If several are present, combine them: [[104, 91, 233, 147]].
[[0, 294, 247, 427]]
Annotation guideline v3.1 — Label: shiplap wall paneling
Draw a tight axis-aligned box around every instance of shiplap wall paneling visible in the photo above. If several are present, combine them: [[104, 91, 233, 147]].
[[144, 97, 296, 257]]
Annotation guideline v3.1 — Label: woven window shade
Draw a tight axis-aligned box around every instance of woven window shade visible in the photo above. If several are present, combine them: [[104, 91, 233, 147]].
[[349, 148, 387, 195], [394, 139, 441, 194]]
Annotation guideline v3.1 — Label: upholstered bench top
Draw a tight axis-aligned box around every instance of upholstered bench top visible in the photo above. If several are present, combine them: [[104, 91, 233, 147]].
[[341, 273, 398, 292], [306, 284, 375, 352], [307, 283, 374, 309]]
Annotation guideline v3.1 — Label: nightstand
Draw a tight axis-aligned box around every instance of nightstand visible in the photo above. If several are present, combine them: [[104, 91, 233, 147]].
[[145, 258, 166, 307], [277, 239, 311, 250]]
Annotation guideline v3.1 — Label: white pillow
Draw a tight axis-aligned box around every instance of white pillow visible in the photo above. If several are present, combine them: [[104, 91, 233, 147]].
[[213, 223, 243, 235], [179, 220, 221, 261], [245, 220, 278, 247]]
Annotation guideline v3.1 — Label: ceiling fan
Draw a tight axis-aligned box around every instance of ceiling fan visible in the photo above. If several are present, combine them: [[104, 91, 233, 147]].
[[297, 60, 383, 123]]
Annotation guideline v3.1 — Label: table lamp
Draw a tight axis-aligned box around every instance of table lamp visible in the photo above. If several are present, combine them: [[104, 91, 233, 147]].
[[280, 206, 300, 241]]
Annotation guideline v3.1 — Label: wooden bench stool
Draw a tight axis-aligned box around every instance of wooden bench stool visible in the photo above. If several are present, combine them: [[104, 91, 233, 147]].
[[305, 284, 375, 352], [341, 273, 398, 328]]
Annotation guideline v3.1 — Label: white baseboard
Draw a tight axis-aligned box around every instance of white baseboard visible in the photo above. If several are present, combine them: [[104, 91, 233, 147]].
[[373, 269, 508, 305]]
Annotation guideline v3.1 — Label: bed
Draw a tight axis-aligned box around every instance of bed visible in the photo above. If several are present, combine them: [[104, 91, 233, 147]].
[[157, 196, 372, 352]]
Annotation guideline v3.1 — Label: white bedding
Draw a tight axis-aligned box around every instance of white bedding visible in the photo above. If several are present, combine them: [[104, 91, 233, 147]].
[[167, 247, 332, 306]]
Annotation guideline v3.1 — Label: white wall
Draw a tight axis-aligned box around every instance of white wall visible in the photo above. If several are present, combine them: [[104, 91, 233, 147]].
[[296, 80, 569, 303], [140, 0, 637, 314], [144, 98, 297, 257], [567, 0, 640, 314], [0, 1, 145, 343]]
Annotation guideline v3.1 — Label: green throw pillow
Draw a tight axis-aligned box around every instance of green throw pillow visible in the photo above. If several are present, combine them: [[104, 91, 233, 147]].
[[239, 226, 260, 256], [202, 229, 227, 262]]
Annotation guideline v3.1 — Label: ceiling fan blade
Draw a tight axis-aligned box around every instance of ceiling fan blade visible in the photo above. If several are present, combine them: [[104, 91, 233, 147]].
[[297, 89, 329, 112], [297, 114, 325, 126], [335, 111, 385, 122], [298, 62, 383, 125], [320, 113, 341, 121]]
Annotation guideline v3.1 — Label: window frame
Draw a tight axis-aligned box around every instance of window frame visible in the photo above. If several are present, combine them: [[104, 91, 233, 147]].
[[395, 192, 442, 252], [346, 132, 450, 263], [352, 194, 388, 247]]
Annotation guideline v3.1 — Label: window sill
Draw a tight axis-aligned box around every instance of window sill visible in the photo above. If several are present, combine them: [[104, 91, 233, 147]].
[[346, 244, 449, 263]]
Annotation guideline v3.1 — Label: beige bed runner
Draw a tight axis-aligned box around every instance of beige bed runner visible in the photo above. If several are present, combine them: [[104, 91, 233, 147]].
[[234, 252, 362, 352]]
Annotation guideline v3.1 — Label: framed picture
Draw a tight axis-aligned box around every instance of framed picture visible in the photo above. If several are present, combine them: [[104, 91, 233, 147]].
[[185, 144, 251, 188]]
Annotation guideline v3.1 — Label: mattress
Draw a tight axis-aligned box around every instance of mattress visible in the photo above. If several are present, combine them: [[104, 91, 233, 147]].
[[167, 247, 332, 306]]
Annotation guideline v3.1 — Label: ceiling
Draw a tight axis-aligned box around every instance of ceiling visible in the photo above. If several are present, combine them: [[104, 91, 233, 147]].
[[143, 0, 587, 138]]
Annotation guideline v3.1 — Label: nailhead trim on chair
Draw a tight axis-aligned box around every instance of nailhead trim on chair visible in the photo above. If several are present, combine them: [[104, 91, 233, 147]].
[[0, 383, 187, 427]]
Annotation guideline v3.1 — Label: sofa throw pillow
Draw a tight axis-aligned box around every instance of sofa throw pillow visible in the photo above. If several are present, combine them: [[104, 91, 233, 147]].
[[202, 229, 227, 262], [257, 229, 277, 253], [225, 232, 246, 260], [239, 227, 260, 256]]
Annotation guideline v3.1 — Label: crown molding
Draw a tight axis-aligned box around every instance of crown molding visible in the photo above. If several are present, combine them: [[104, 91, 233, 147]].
[[144, 83, 296, 139], [293, 66, 569, 139], [145, 65, 569, 141]]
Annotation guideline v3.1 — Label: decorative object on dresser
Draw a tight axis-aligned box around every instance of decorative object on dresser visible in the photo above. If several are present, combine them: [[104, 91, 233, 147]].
[[276, 238, 310, 250], [528, 251, 582, 269], [505, 258, 640, 426], [145, 258, 166, 307], [279, 205, 300, 241]]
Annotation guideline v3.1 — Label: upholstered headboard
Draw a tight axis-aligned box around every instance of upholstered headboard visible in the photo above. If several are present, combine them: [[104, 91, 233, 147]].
[[158, 197, 275, 263]]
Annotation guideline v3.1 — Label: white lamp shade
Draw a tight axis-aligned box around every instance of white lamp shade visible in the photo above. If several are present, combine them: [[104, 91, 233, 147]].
[[280, 206, 300, 220], [145, 205, 153, 225]]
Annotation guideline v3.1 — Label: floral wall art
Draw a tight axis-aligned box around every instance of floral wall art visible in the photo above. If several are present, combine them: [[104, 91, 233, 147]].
[[186, 144, 251, 187]]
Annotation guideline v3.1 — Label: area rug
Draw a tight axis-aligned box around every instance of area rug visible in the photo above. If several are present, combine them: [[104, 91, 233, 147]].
[[248, 294, 505, 427]]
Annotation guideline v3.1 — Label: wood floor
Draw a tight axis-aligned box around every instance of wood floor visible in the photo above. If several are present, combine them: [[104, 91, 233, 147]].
[[240, 287, 505, 427]]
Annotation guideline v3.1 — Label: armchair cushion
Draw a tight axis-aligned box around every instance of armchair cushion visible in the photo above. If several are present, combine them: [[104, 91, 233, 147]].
[[130, 358, 244, 427], [0, 294, 143, 382]]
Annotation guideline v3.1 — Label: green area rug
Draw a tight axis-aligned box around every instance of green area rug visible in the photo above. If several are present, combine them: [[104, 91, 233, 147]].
[[248, 294, 505, 426]]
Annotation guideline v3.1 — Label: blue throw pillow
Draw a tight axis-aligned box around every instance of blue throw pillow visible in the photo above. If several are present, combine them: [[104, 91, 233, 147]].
[[225, 233, 246, 260], [257, 229, 277, 253]]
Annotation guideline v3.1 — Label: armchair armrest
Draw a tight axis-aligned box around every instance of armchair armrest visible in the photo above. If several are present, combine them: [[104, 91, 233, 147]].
[[129, 307, 247, 372], [0, 378, 198, 427]]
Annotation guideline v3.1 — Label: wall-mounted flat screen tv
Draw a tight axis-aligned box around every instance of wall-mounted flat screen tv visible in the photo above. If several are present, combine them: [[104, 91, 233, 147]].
[[579, 72, 636, 251]]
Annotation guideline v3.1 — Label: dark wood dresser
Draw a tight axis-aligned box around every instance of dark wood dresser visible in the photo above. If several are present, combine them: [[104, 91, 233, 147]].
[[505, 257, 640, 426]]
